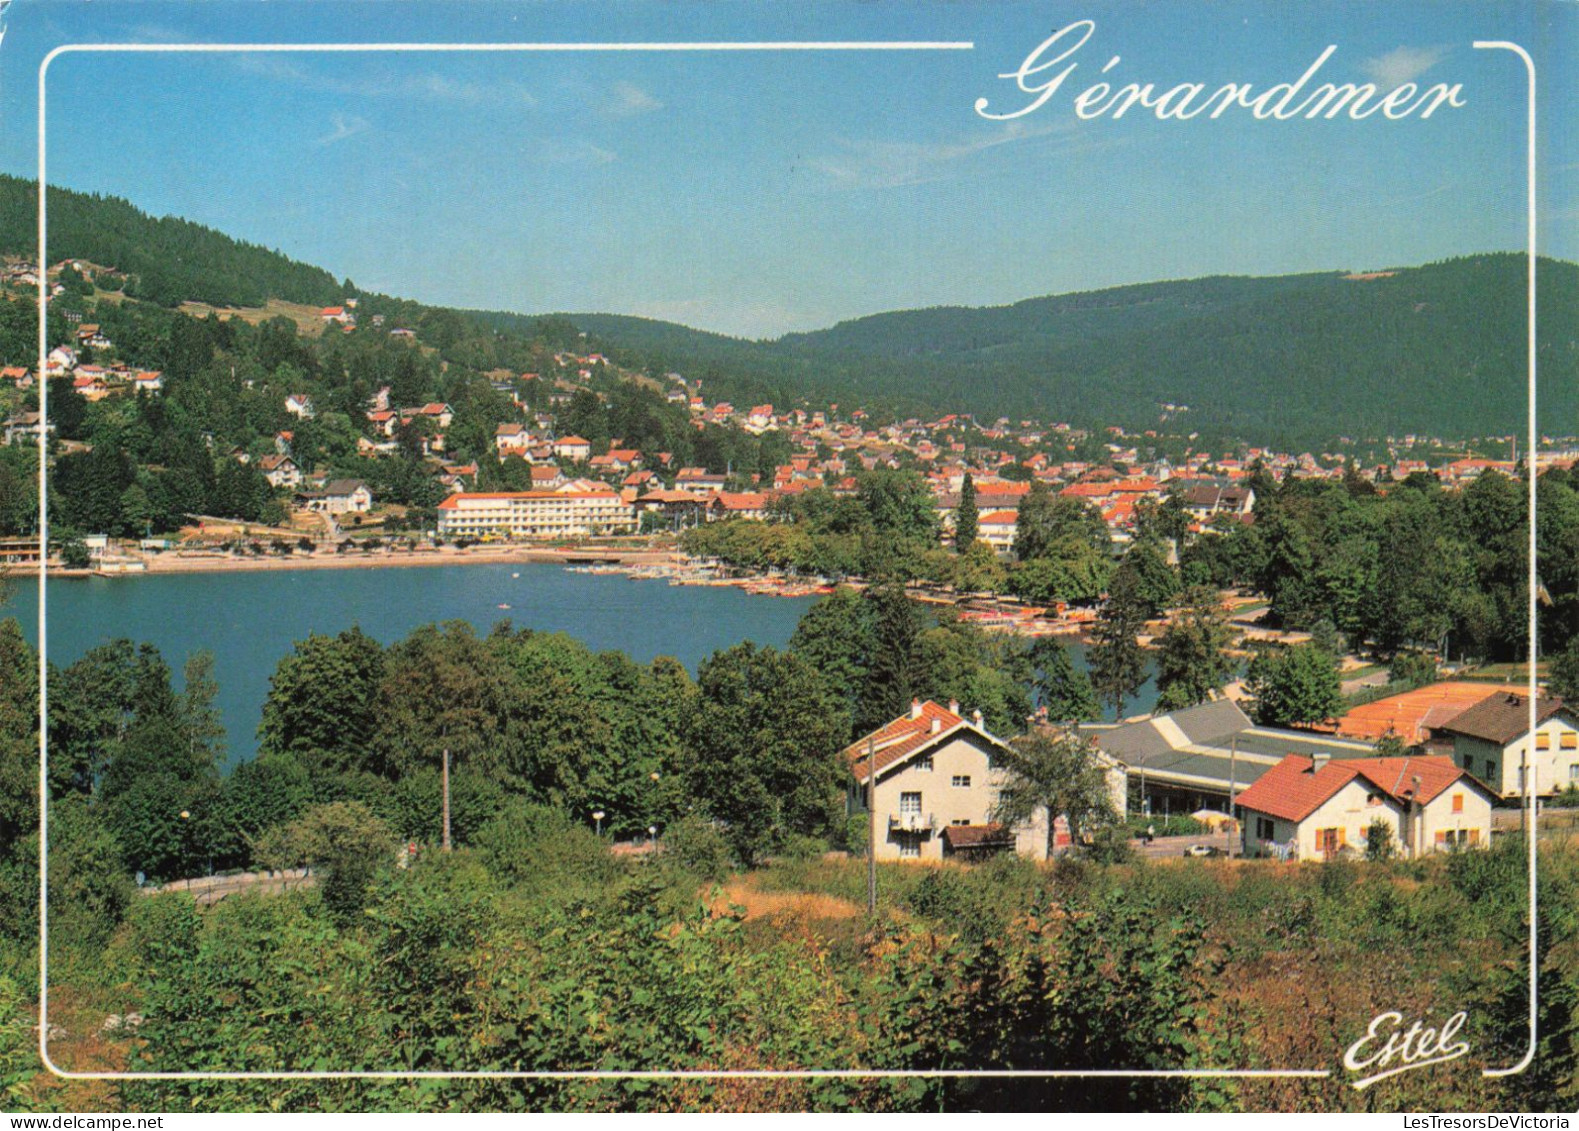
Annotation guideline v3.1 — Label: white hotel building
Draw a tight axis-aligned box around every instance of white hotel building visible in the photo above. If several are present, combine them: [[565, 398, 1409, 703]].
[[436, 483, 638, 539]]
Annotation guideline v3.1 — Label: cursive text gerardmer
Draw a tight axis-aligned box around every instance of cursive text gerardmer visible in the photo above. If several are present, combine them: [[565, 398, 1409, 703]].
[[976, 21, 1466, 122]]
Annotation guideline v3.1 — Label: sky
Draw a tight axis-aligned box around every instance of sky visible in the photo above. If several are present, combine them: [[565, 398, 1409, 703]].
[[0, 0, 1573, 339]]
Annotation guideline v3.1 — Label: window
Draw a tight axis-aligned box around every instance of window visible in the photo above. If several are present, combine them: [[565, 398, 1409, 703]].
[[1570, 764, 1579, 782], [1561, 732, 1577, 750], [1256, 817, 1275, 841], [1487, 760, 1497, 782], [898, 840, 920, 858], [952, 818, 971, 826], [1451, 793, 1464, 814], [914, 755, 933, 772], [1316, 828, 1344, 857], [1366, 793, 1383, 807], [1536, 733, 1552, 750], [951, 775, 972, 788], [899, 791, 922, 815]]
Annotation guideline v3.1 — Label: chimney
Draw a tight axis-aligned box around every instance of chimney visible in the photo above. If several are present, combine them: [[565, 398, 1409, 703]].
[[1312, 752, 1330, 773], [910, 698, 923, 720], [948, 698, 960, 716], [930, 716, 942, 735], [972, 708, 984, 729]]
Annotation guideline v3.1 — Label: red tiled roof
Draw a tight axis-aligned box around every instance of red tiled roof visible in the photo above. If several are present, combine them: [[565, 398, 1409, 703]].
[[1349, 756, 1476, 807], [848, 700, 967, 783], [1236, 754, 1487, 823], [1336, 682, 1523, 744], [436, 488, 619, 509], [1234, 756, 1362, 822]]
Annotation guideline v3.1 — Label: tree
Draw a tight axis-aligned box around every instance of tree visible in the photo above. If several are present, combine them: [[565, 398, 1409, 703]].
[[789, 587, 873, 729], [954, 473, 979, 551], [951, 539, 1006, 593], [180, 650, 227, 767], [1153, 586, 1238, 711], [1245, 642, 1344, 728], [1364, 818, 1397, 861], [992, 727, 1120, 856], [1547, 636, 1579, 702], [856, 469, 940, 548], [683, 643, 850, 864], [1028, 636, 1100, 724], [1387, 649, 1439, 688], [1008, 539, 1113, 605], [1115, 537, 1181, 616], [254, 800, 394, 925], [1013, 482, 1108, 561], [257, 627, 386, 775], [1088, 572, 1149, 721], [862, 582, 924, 732]]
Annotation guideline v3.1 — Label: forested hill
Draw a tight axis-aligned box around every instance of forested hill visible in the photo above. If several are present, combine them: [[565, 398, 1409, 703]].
[[0, 174, 346, 308], [549, 256, 1579, 443], [2, 172, 1572, 441]]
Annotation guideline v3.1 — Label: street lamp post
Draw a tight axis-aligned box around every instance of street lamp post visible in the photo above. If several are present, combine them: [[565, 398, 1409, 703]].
[[593, 809, 605, 837], [179, 809, 191, 891]]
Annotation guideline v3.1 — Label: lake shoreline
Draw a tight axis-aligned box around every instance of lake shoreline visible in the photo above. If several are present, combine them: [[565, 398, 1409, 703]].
[[17, 543, 685, 579]]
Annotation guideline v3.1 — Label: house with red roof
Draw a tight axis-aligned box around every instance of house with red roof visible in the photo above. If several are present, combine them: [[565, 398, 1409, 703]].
[[849, 700, 1126, 862], [1235, 753, 1495, 861], [553, 435, 592, 462], [707, 492, 768, 521], [495, 423, 533, 457], [977, 510, 1019, 551], [257, 453, 302, 489], [1433, 693, 1578, 798]]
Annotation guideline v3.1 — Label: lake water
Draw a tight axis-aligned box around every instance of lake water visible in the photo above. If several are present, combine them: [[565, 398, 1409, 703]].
[[7, 564, 1156, 765]]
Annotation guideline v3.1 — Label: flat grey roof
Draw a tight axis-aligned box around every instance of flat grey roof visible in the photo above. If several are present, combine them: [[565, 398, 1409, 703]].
[[1081, 703, 1378, 794]]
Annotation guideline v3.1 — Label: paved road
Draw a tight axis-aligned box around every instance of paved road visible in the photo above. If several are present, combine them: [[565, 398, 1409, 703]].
[[145, 868, 312, 906], [1133, 830, 1238, 859]]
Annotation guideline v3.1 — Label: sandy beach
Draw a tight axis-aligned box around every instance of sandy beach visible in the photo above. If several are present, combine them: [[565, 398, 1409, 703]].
[[17, 543, 686, 579]]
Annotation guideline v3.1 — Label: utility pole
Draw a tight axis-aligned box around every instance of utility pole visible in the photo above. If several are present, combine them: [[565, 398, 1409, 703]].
[[442, 747, 452, 852], [1228, 735, 1238, 856], [867, 736, 877, 915]]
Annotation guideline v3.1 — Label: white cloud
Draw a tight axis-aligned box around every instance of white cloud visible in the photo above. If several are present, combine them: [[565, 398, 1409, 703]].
[[1360, 45, 1450, 88], [807, 120, 1097, 191], [605, 81, 662, 117], [316, 112, 369, 146]]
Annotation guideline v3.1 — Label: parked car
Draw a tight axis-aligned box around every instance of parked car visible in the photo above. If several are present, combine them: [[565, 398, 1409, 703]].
[[1184, 844, 1226, 858]]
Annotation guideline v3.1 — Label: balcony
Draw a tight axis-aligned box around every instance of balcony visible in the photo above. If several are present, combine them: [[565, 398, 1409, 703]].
[[889, 811, 936, 834]]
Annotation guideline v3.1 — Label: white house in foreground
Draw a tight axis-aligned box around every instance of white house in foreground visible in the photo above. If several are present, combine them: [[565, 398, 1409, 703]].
[[1236, 754, 1495, 861], [848, 699, 1126, 862]]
